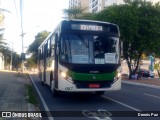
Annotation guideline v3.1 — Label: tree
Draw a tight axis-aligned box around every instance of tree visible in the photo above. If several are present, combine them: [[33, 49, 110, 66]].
[[0, 46, 11, 68], [0, 7, 11, 48], [63, 7, 86, 19], [27, 30, 50, 66], [154, 62, 160, 77], [0, 31, 7, 50], [26, 56, 37, 69], [80, 0, 160, 78], [0, 8, 11, 60], [12, 52, 21, 70]]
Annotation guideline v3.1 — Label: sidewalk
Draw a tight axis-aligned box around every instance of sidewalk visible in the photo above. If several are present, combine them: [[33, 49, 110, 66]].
[[122, 76, 160, 88], [0, 71, 40, 120]]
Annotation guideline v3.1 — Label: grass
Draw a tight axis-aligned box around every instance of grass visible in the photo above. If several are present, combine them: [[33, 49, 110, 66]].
[[25, 84, 38, 105], [15, 72, 28, 78], [15, 72, 39, 105]]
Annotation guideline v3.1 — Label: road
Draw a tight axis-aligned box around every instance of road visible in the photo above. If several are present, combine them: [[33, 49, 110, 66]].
[[31, 74, 160, 120]]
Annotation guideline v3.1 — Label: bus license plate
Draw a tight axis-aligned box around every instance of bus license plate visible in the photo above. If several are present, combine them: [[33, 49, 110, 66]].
[[89, 84, 100, 88]]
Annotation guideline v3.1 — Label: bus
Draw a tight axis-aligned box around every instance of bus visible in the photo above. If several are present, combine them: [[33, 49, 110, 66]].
[[38, 19, 121, 96]]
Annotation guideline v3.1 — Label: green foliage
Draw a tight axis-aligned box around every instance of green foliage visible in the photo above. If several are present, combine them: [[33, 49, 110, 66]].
[[28, 30, 50, 54], [0, 30, 7, 50], [154, 62, 160, 77], [26, 84, 38, 105], [80, 0, 160, 78], [12, 52, 21, 69], [26, 56, 37, 69], [154, 63, 159, 70], [63, 7, 87, 19], [27, 30, 50, 67]]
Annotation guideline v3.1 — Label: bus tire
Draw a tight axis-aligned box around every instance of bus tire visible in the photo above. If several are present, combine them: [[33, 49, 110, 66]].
[[50, 72, 53, 87], [95, 91, 105, 96], [51, 80, 59, 97], [52, 88, 59, 97], [41, 81, 45, 85]]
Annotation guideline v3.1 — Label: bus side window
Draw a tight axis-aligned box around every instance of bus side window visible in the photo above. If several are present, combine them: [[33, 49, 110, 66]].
[[51, 35, 55, 57], [51, 47, 54, 57], [41, 46, 44, 59], [41, 47, 43, 60], [38, 49, 41, 61], [44, 42, 48, 58], [48, 39, 51, 57]]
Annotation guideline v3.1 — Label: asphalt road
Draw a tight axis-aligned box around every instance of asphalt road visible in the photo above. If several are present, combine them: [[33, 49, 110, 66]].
[[29, 74, 160, 120]]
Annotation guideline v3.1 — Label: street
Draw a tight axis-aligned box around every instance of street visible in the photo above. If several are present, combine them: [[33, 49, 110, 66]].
[[29, 74, 160, 120], [0, 71, 160, 120]]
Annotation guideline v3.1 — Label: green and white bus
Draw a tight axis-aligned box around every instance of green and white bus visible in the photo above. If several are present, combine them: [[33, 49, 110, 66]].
[[38, 19, 121, 96]]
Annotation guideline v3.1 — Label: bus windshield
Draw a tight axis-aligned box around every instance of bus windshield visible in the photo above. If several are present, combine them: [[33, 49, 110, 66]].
[[60, 34, 119, 64]]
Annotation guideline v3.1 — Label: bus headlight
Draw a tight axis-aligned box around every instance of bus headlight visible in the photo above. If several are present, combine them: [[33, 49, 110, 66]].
[[60, 70, 73, 83], [114, 72, 121, 82], [60, 71, 67, 78], [117, 73, 121, 78]]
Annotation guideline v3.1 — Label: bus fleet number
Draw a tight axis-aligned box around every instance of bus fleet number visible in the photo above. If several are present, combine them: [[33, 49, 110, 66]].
[[65, 87, 73, 91]]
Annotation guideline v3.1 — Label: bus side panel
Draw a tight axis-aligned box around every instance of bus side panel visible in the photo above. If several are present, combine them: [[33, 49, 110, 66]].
[[45, 70, 50, 86], [45, 57, 53, 86]]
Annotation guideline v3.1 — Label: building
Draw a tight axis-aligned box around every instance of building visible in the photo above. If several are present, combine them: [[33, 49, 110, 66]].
[[89, 0, 124, 13], [69, 0, 124, 13], [0, 52, 4, 70], [69, 0, 90, 13], [105, 0, 124, 7], [69, 0, 160, 14], [89, 0, 105, 13]]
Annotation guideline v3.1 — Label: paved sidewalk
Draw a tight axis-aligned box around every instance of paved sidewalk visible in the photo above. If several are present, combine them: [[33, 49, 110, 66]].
[[0, 71, 40, 120], [122, 77, 160, 89]]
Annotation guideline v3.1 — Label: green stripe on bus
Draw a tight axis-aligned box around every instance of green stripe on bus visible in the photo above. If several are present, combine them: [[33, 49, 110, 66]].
[[67, 71, 116, 81]]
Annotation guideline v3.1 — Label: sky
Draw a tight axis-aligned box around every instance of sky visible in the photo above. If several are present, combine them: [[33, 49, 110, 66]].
[[1, 0, 69, 54]]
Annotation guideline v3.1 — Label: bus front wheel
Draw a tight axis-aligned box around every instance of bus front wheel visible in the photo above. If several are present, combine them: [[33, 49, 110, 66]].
[[41, 80, 46, 85], [95, 91, 105, 96], [52, 88, 59, 97], [51, 80, 59, 97]]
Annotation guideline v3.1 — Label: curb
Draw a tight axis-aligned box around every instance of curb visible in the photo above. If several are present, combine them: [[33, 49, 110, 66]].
[[28, 74, 54, 120], [122, 80, 160, 90]]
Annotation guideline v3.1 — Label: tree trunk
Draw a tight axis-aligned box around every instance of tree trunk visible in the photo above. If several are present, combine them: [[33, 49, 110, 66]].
[[125, 51, 142, 79], [157, 70, 160, 78], [126, 59, 133, 79]]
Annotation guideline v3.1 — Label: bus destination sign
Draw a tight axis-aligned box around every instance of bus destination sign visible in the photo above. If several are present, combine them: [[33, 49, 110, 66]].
[[71, 24, 103, 31]]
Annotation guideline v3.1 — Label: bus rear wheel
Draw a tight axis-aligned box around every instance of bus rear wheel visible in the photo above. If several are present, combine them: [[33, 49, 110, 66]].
[[95, 91, 105, 96]]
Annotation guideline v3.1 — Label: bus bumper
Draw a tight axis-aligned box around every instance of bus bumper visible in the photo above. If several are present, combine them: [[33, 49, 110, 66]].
[[58, 77, 121, 92]]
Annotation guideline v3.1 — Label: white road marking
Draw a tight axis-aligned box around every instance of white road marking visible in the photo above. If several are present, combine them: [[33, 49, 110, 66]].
[[102, 96, 141, 112], [144, 93, 160, 99], [29, 75, 54, 120], [82, 109, 112, 120]]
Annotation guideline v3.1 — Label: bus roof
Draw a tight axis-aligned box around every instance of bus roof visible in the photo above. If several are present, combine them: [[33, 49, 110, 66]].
[[62, 19, 117, 26], [38, 19, 119, 49]]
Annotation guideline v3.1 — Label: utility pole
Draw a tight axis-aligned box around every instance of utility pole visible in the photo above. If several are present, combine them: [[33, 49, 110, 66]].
[[10, 42, 14, 71], [20, 32, 25, 72], [20, 0, 24, 72]]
